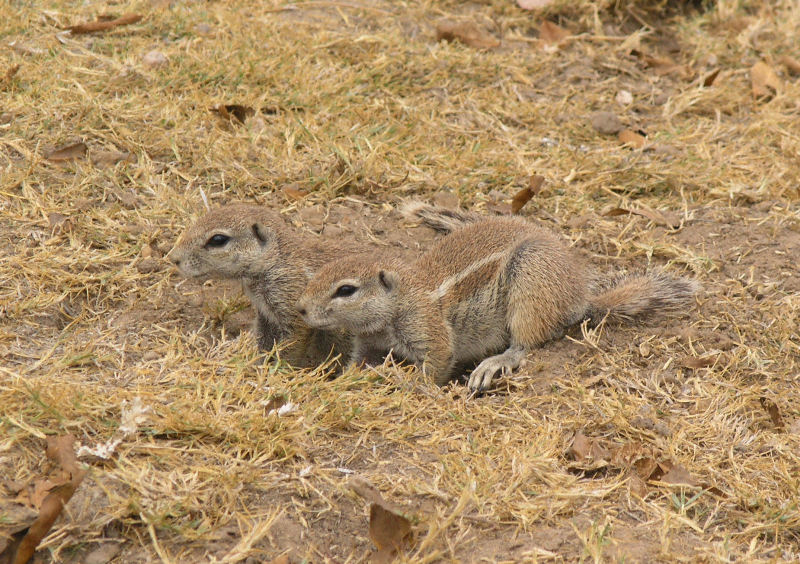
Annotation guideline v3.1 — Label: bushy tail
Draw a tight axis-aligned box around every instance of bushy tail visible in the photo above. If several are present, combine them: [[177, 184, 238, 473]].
[[399, 201, 486, 234], [587, 271, 700, 323]]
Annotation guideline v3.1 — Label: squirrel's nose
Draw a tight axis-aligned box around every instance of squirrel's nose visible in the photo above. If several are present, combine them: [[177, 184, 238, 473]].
[[166, 250, 180, 266], [296, 301, 307, 316]]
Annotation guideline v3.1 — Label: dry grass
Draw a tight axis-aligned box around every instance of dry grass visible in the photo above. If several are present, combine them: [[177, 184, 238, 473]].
[[2, 0, 799, 562]]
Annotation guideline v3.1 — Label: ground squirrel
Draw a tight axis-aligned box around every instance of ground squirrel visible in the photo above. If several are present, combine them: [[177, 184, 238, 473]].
[[168, 202, 473, 365], [296, 215, 699, 391]]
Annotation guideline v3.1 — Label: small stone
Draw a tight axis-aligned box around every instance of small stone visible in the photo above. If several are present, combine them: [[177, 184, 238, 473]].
[[84, 543, 122, 564], [653, 421, 671, 437], [650, 143, 679, 156], [142, 351, 159, 362], [631, 416, 655, 431], [136, 258, 161, 274], [616, 90, 633, 105], [115, 190, 140, 209], [142, 50, 168, 68], [653, 91, 670, 105], [194, 23, 214, 35], [590, 111, 623, 135], [248, 116, 267, 133], [322, 224, 344, 238]]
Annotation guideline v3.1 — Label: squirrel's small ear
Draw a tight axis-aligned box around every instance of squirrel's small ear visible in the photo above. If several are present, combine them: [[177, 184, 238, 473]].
[[378, 270, 397, 292], [251, 223, 271, 245]]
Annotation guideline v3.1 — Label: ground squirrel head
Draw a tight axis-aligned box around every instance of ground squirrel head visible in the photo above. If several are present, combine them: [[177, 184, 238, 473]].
[[296, 257, 401, 335], [168, 204, 286, 280]]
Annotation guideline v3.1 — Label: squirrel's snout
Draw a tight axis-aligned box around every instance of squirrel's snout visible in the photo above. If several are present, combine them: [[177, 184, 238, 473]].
[[296, 300, 308, 317]]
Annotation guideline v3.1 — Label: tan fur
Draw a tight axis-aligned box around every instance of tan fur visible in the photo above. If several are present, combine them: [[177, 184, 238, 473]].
[[168, 203, 354, 364], [297, 216, 699, 391], [168, 202, 471, 365]]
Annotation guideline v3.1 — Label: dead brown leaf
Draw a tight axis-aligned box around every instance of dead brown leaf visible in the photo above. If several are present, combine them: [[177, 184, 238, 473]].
[[604, 206, 680, 229], [510, 191, 532, 215], [348, 477, 412, 562], [10, 435, 87, 564], [702, 68, 721, 87], [349, 477, 389, 507], [610, 442, 648, 467], [609, 443, 661, 498], [632, 50, 689, 78], [67, 14, 143, 34], [511, 175, 545, 214], [778, 55, 800, 75], [702, 485, 727, 498], [539, 21, 570, 44], [91, 150, 135, 167], [679, 355, 717, 369], [628, 473, 648, 498], [282, 187, 309, 201], [618, 129, 646, 149], [2, 64, 20, 89], [210, 104, 255, 124], [435, 20, 500, 50], [632, 456, 661, 483], [571, 438, 718, 496], [13, 480, 54, 509], [569, 431, 591, 459], [568, 431, 610, 468], [750, 61, 781, 99], [47, 434, 83, 472], [657, 462, 698, 487], [0, 504, 38, 556], [759, 397, 785, 432], [46, 142, 87, 162], [369, 503, 411, 559]]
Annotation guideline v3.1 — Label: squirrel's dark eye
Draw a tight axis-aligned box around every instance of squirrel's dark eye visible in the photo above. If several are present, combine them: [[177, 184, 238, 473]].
[[333, 285, 357, 298], [205, 234, 230, 248]]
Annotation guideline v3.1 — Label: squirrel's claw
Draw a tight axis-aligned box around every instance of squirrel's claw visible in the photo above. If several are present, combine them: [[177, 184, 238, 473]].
[[467, 357, 507, 394], [467, 346, 526, 394]]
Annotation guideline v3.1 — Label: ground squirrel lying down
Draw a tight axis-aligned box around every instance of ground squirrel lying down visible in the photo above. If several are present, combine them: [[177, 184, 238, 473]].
[[168, 202, 475, 365], [297, 211, 700, 392]]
